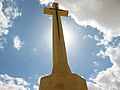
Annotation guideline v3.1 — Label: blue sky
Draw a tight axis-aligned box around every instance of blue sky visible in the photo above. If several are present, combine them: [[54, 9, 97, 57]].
[[0, 0, 120, 90]]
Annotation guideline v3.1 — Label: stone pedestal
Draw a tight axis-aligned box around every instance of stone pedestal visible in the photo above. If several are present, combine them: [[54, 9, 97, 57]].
[[39, 73, 87, 90]]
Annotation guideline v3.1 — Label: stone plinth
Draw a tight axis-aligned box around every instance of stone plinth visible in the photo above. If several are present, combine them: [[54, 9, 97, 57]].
[[39, 74, 87, 90]]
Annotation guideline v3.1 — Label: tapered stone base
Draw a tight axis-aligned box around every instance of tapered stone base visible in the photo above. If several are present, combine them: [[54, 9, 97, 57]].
[[39, 74, 87, 90]]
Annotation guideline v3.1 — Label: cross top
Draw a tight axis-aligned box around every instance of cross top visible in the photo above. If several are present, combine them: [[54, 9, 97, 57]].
[[52, 2, 59, 9], [44, 2, 68, 17], [44, 2, 68, 39]]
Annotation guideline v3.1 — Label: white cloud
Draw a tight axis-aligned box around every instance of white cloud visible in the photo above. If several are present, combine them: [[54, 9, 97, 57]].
[[32, 76, 43, 90], [88, 45, 120, 90], [94, 35, 101, 42], [33, 85, 39, 90], [83, 34, 93, 40], [105, 46, 120, 65], [0, 0, 22, 49], [39, 0, 53, 5], [96, 49, 106, 59], [87, 82, 104, 90], [13, 36, 23, 50], [93, 61, 99, 67], [0, 74, 30, 90]]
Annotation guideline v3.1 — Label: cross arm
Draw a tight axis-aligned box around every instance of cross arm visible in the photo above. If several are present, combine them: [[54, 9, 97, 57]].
[[59, 10, 68, 17], [44, 8, 54, 15], [44, 7, 68, 17]]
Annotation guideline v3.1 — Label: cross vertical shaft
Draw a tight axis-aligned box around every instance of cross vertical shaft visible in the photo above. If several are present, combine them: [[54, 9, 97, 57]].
[[44, 2, 71, 75], [54, 3, 60, 39]]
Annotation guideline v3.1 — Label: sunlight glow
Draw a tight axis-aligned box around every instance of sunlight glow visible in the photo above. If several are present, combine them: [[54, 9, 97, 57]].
[[63, 26, 75, 48], [44, 24, 76, 51], [64, 30, 71, 43], [63, 29, 72, 46]]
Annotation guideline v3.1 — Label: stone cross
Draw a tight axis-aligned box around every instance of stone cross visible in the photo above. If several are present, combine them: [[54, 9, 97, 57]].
[[44, 2, 71, 75], [39, 2, 88, 90]]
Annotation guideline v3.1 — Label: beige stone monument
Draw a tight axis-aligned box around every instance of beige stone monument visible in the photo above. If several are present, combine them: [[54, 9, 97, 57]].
[[39, 2, 88, 90]]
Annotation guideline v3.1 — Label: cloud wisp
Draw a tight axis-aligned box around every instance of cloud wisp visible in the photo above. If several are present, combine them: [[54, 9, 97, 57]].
[[0, 0, 22, 49], [13, 35, 23, 50], [0, 74, 30, 90]]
